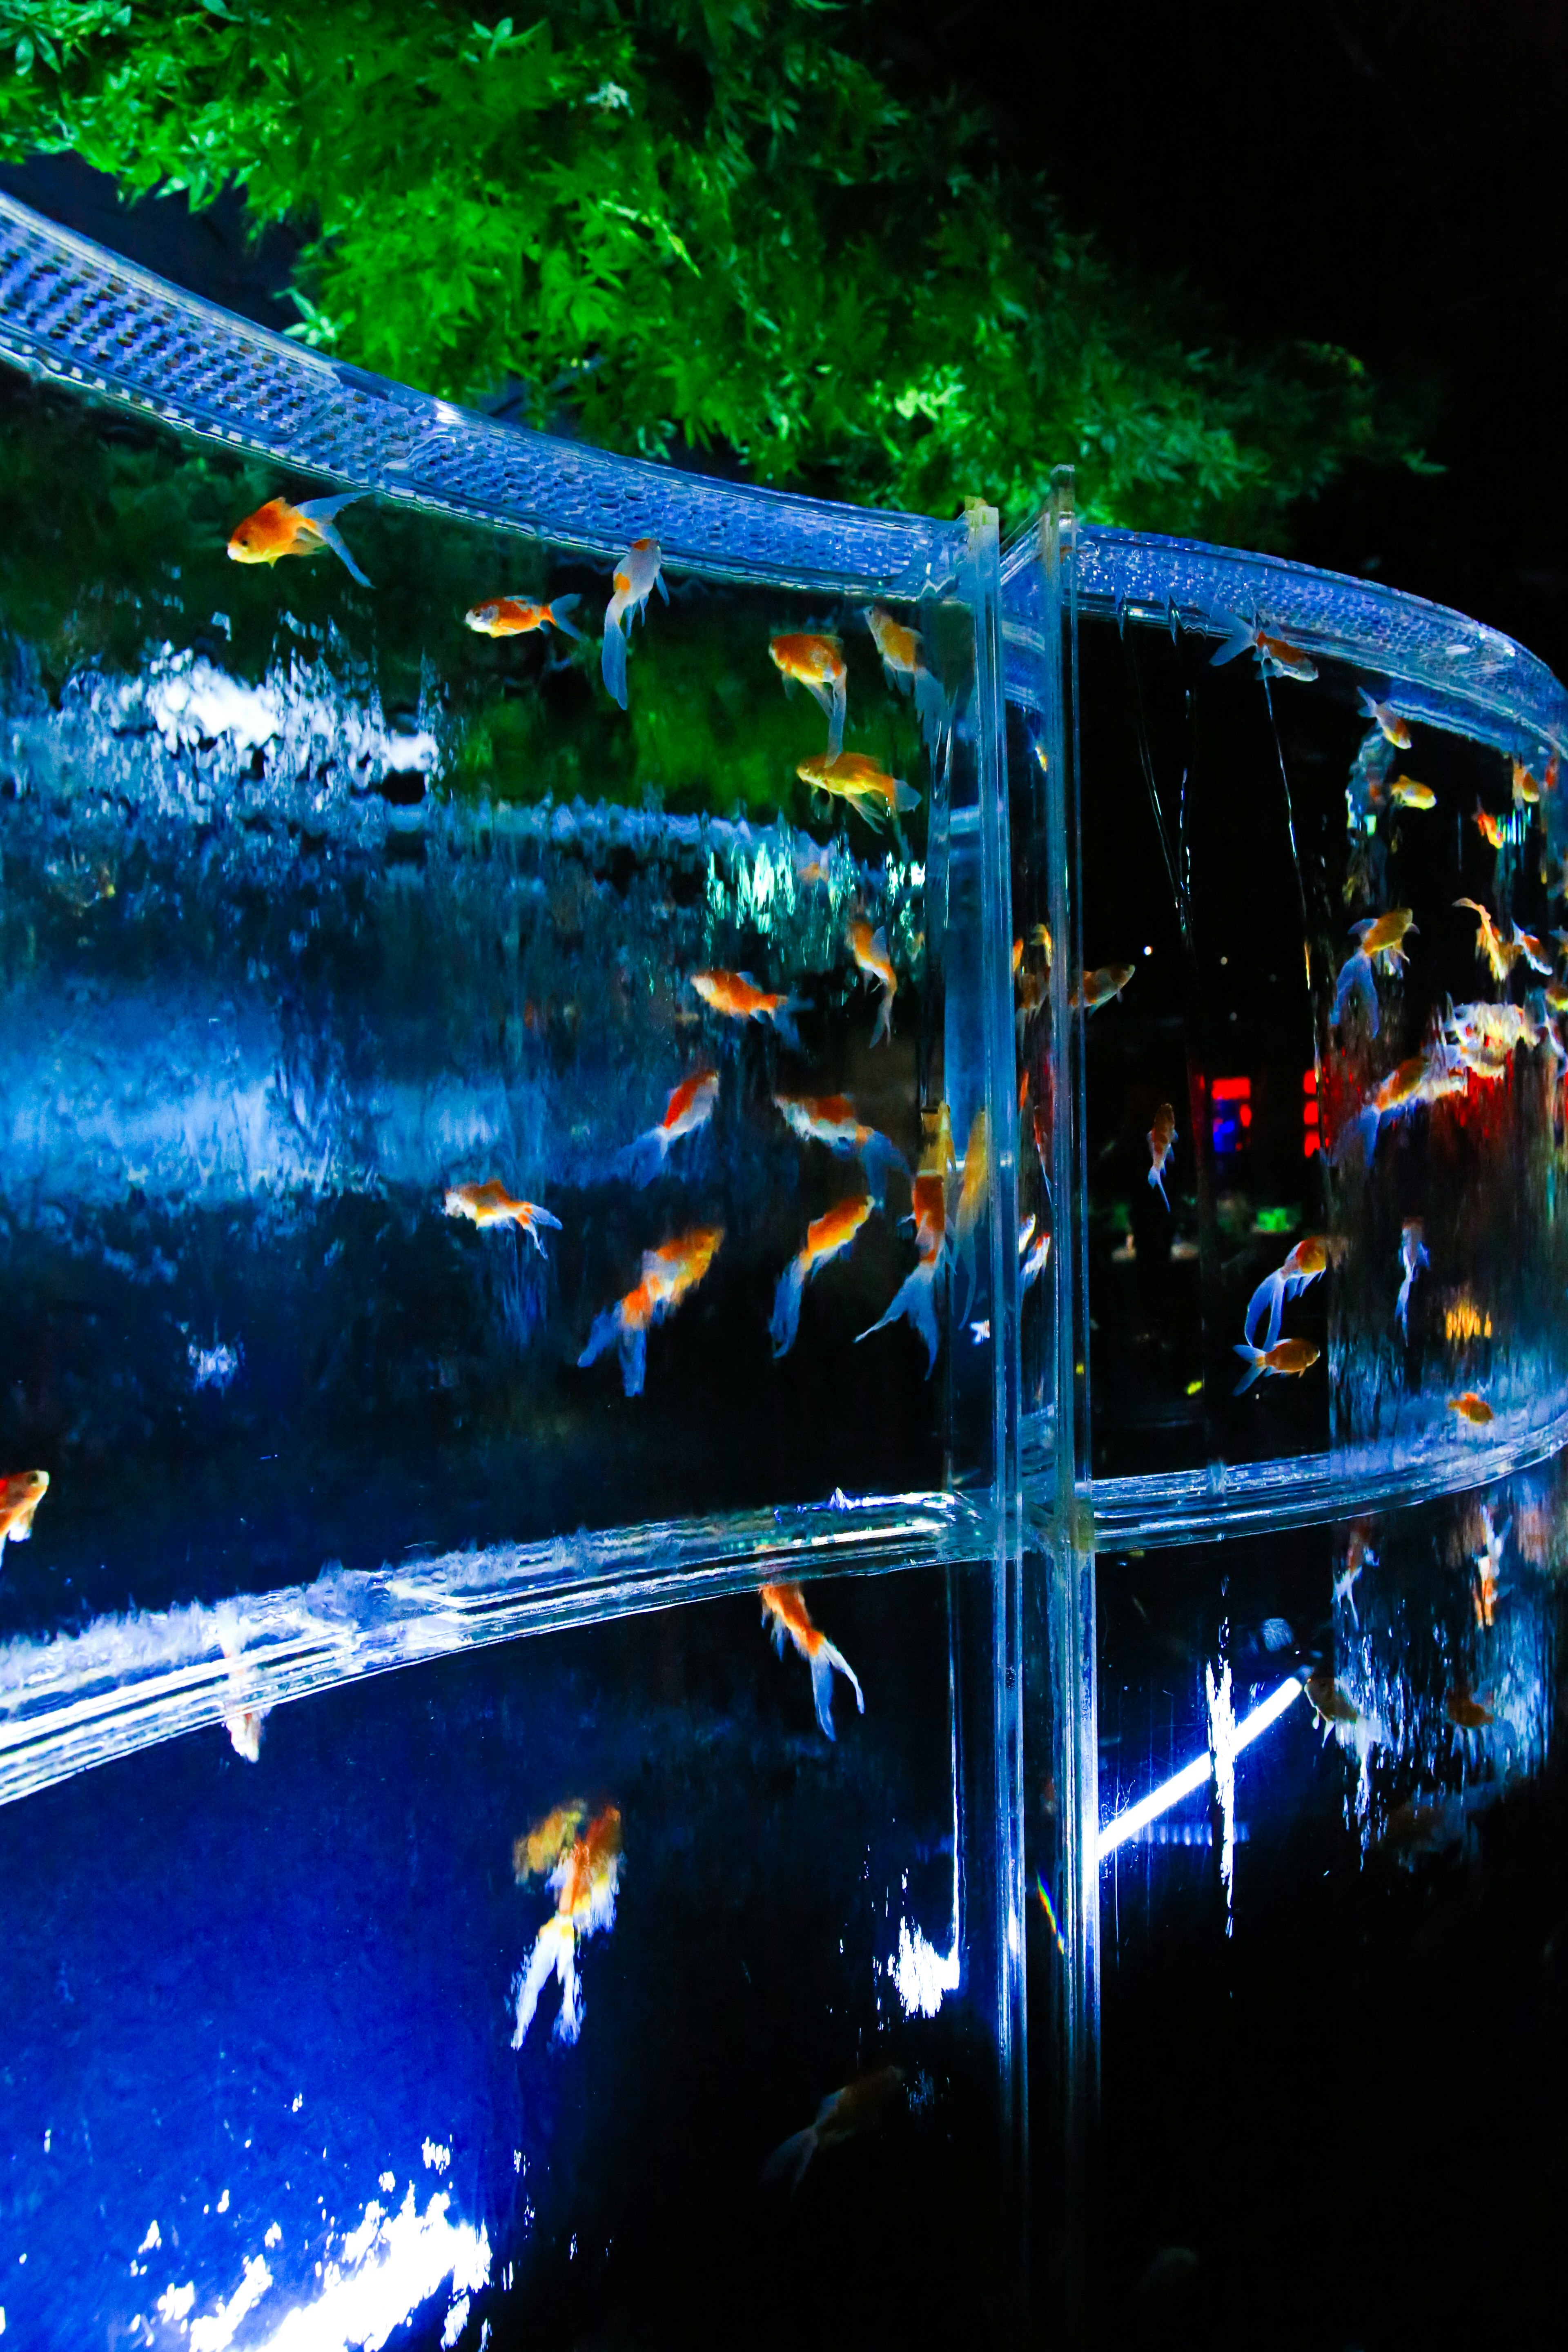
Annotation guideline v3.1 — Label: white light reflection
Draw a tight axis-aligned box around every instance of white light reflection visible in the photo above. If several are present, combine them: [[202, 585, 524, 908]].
[[893, 1607, 962, 2018], [1098, 1677, 1303, 1863], [251, 2188, 489, 2352]]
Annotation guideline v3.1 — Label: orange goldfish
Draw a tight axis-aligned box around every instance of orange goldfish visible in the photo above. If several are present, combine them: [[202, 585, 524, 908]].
[[227, 492, 371, 586], [769, 633, 847, 755], [465, 593, 582, 641], [1147, 1103, 1177, 1208], [579, 1226, 723, 1396], [601, 537, 666, 708], [1388, 776, 1436, 810], [1358, 688, 1412, 749], [866, 606, 945, 748], [848, 920, 897, 1047], [444, 1180, 563, 1254], [1337, 1049, 1466, 1163], [1244, 1236, 1329, 1350], [617, 1068, 719, 1186], [1071, 964, 1135, 1011], [690, 968, 802, 1047], [1472, 803, 1506, 851], [763, 2063, 904, 2194], [1334, 1526, 1375, 1627], [759, 1580, 865, 1740], [512, 1802, 623, 2048], [513, 1800, 588, 1884], [1305, 1666, 1358, 1727], [1448, 1392, 1495, 1428], [1233, 1335, 1320, 1393], [1445, 1682, 1494, 1731], [771, 1193, 874, 1356], [774, 1093, 909, 1205], [1209, 609, 1318, 682], [859, 1162, 949, 1375], [1512, 760, 1540, 807], [0, 1468, 49, 1564], [797, 752, 920, 831], [1332, 909, 1416, 1034]]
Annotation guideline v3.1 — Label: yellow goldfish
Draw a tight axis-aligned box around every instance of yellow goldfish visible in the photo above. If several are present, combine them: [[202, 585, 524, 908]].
[[797, 753, 920, 830], [465, 593, 582, 641], [1233, 1335, 1320, 1393], [1388, 776, 1436, 810], [770, 633, 847, 755]]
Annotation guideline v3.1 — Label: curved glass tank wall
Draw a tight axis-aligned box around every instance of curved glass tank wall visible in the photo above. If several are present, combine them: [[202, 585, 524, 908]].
[[1, 190, 1566, 2348]]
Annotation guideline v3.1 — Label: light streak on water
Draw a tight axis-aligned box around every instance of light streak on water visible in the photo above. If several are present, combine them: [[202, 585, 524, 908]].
[[1097, 1677, 1304, 1862]]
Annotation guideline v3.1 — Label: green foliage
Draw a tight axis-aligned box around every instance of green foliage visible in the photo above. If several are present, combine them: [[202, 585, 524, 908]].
[[0, 0, 1415, 538]]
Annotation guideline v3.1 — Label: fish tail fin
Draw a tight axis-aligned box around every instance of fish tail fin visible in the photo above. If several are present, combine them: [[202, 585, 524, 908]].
[[857, 1258, 940, 1376], [617, 1128, 669, 1188], [770, 1257, 807, 1357], [1396, 1280, 1411, 1339], [548, 592, 584, 641], [295, 492, 362, 523], [870, 988, 894, 1049], [859, 1132, 909, 1207], [577, 1302, 623, 1371], [1233, 1344, 1266, 1394], [1149, 1163, 1169, 1208], [311, 518, 372, 588], [770, 999, 806, 1054], [810, 1636, 864, 1739], [655, 570, 670, 604], [915, 664, 947, 755], [894, 780, 922, 815], [1209, 608, 1256, 667], [601, 612, 629, 708], [1329, 1104, 1381, 1167], [762, 2125, 819, 2194], [526, 1208, 564, 1255], [828, 674, 846, 758], [1332, 950, 1375, 1033], [511, 1915, 573, 2050], [618, 1324, 648, 1398]]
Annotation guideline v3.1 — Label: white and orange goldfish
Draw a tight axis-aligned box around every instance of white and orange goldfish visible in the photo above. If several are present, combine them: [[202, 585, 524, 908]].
[[690, 968, 802, 1048], [769, 632, 847, 755], [1396, 1218, 1429, 1340], [1334, 1526, 1375, 1628], [1335, 1048, 1466, 1163], [867, 606, 946, 750], [1512, 760, 1541, 808], [227, 492, 371, 586], [579, 1227, 723, 1396], [771, 1194, 874, 1356], [1473, 1503, 1508, 1630], [759, 1581, 864, 1740], [797, 753, 920, 831], [775, 1093, 908, 1205], [511, 1802, 623, 2048], [1209, 609, 1318, 683], [1147, 1102, 1177, 1208], [444, 1180, 563, 1254], [1020, 1218, 1051, 1294], [465, 593, 582, 641], [0, 1469, 48, 1567], [1233, 1335, 1321, 1394], [601, 537, 666, 707], [1331, 909, 1416, 1035], [849, 920, 897, 1048], [1358, 688, 1412, 749], [617, 1069, 719, 1185], [763, 2064, 904, 2194], [1071, 963, 1135, 1011], [1244, 1235, 1329, 1351], [858, 1165, 948, 1376], [513, 1801, 588, 1884]]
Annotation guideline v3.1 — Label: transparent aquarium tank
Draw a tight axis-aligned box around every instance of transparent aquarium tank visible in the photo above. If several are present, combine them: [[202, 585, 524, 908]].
[[2, 188, 1567, 2351]]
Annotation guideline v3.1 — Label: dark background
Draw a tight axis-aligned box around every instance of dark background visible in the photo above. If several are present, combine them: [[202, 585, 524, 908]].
[[5, 0, 1566, 682]]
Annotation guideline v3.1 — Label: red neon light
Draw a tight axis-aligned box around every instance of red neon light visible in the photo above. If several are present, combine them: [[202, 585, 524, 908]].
[[1303, 1133, 1320, 1158], [1303, 1099, 1319, 1127], [1303, 1068, 1317, 1096], [1239, 1104, 1253, 1128], [1212, 1076, 1251, 1102]]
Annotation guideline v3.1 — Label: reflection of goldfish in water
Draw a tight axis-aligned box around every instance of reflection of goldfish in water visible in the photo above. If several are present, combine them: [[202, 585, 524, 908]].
[[849, 920, 898, 1048], [218, 1632, 268, 1763], [798, 753, 920, 831], [1473, 1503, 1509, 1629], [858, 1163, 948, 1376], [1208, 608, 1318, 682], [1234, 1335, 1320, 1394], [227, 492, 371, 586], [771, 1194, 874, 1357], [760, 1580, 865, 1741], [1472, 804, 1506, 851], [1244, 1236, 1329, 1351], [1358, 688, 1412, 749], [1396, 1217, 1429, 1340], [1019, 1212, 1051, 1294], [1071, 964, 1134, 1011], [513, 1801, 587, 1884], [512, 1804, 623, 2048], [1377, 1794, 1465, 1863], [690, 968, 802, 1049], [1335, 1047, 1467, 1164], [1449, 1392, 1495, 1428], [617, 1069, 719, 1186], [775, 1093, 909, 1205], [0, 1469, 49, 1566], [769, 633, 847, 756], [867, 606, 946, 751], [951, 1108, 989, 1321], [444, 1180, 563, 1253], [601, 537, 666, 708], [1388, 775, 1436, 810], [763, 2064, 904, 2194], [1513, 760, 1541, 807], [1446, 1681, 1494, 1731], [579, 1227, 724, 1396], [1147, 1103, 1177, 1208], [465, 593, 582, 641], [1331, 909, 1417, 1035], [1305, 1665, 1358, 1729]]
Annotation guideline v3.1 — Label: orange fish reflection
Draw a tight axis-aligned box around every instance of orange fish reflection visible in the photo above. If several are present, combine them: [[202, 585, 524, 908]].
[[763, 2064, 904, 2194], [848, 921, 898, 1048], [511, 1803, 623, 2047]]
